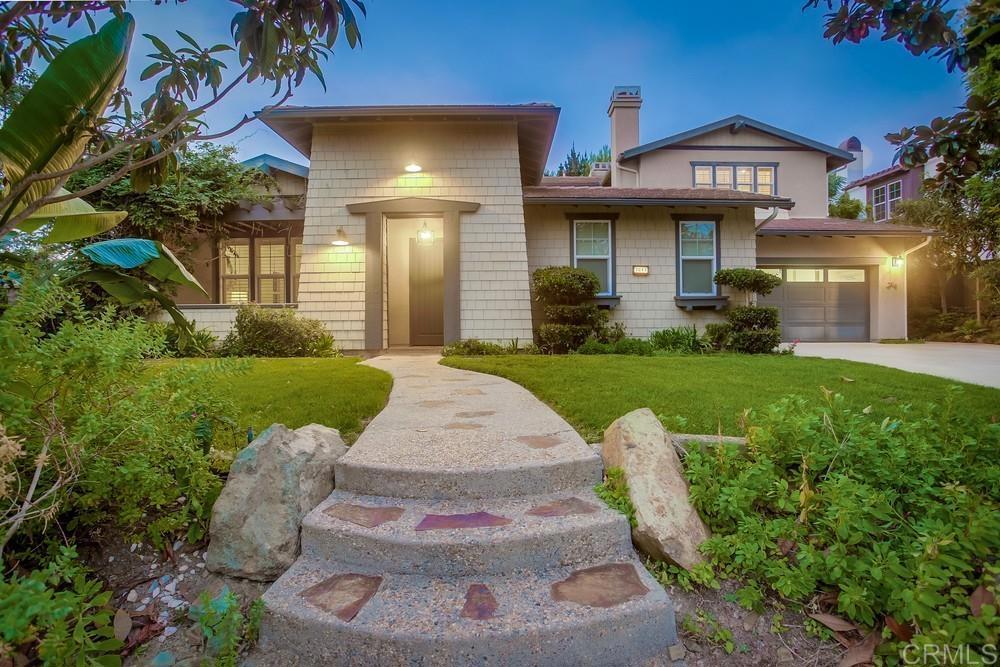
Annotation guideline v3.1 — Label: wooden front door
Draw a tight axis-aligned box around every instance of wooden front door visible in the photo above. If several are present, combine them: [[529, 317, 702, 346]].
[[409, 237, 444, 345]]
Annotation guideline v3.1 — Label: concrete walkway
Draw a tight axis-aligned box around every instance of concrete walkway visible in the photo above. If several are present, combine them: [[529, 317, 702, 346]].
[[795, 342, 1000, 388], [255, 353, 677, 666]]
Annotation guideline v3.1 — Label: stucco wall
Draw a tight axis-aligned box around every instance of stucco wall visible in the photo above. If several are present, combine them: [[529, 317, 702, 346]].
[[300, 121, 534, 349], [524, 205, 757, 338], [756, 235, 922, 339], [629, 127, 830, 218]]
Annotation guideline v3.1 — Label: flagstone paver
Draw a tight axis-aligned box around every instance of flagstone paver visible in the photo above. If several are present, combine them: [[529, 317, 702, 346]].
[[255, 353, 677, 665]]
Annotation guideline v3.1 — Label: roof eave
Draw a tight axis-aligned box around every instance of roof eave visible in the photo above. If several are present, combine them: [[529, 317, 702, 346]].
[[756, 229, 935, 237], [524, 196, 795, 209]]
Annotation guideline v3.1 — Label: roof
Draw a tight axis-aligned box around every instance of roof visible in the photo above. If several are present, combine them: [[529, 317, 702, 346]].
[[260, 104, 559, 186], [839, 136, 862, 151], [241, 153, 310, 179], [757, 217, 933, 236], [538, 175, 606, 187], [845, 164, 908, 190], [523, 186, 795, 209], [620, 115, 855, 171]]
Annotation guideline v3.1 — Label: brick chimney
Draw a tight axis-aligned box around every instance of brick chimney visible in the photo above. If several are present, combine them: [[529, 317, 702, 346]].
[[608, 86, 641, 186]]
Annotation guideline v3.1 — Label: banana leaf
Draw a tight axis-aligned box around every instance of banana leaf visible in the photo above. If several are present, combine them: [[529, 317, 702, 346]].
[[0, 14, 134, 223], [16, 189, 127, 242], [76, 268, 195, 340], [80, 238, 207, 295]]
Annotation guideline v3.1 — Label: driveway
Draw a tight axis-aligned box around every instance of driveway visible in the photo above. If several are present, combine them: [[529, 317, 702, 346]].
[[794, 342, 1000, 388]]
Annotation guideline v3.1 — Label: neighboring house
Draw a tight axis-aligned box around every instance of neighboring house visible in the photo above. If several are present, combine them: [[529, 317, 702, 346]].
[[171, 86, 932, 348], [845, 162, 936, 222]]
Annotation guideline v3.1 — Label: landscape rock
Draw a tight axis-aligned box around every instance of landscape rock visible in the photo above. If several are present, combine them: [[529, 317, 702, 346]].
[[602, 408, 711, 571], [205, 423, 347, 581]]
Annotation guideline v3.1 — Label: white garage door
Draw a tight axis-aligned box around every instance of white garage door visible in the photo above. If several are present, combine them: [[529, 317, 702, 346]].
[[759, 267, 869, 342]]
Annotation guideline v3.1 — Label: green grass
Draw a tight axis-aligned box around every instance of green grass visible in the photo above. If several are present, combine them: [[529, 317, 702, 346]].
[[168, 357, 392, 443], [441, 354, 1000, 441]]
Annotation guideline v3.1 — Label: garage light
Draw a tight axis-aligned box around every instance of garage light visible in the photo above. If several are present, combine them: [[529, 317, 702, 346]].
[[891, 256, 904, 268], [331, 227, 350, 246], [404, 161, 422, 173]]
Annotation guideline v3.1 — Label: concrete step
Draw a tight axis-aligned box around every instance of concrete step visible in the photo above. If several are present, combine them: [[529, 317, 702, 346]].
[[301, 488, 634, 576], [254, 555, 677, 667]]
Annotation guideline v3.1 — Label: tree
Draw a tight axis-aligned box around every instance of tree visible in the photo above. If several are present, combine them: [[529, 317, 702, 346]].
[[828, 172, 864, 219], [553, 144, 613, 177], [805, 0, 1000, 192], [0, 68, 36, 123], [0, 1, 365, 238]]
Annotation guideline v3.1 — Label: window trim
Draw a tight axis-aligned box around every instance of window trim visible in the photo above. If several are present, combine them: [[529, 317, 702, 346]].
[[672, 214, 722, 297], [217, 227, 303, 305], [886, 179, 902, 217], [566, 213, 618, 297], [690, 161, 779, 195], [871, 182, 893, 222]]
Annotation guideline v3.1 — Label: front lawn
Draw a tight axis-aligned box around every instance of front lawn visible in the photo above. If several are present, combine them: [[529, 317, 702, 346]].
[[441, 354, 1000, 441], [163, 357, 392, 443]]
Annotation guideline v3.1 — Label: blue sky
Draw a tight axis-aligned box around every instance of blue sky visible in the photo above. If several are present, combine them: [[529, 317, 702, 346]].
[[64, 1, 967, 174]]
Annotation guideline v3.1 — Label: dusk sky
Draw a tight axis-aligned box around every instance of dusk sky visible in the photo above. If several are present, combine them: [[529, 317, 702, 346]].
[[61, 1, 968, 175]]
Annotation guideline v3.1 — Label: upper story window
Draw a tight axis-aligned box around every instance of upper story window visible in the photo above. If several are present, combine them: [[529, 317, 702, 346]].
[[692, 163, 776, 195], [677, 220, 718, 296], [221, 236, 303, 304], [872, 180, 902, 222], [572, 219, 614, 296]]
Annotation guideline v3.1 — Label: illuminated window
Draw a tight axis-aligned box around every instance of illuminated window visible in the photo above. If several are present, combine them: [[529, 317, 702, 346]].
[[786, 268, 824, 282], [694, 165, 713, 188], [714, 166, 733, 189], [692, 164, 776, 194], [219, 236, 302, 304], [756, 166, 774, 195], [221, 239, 250, 304], [256, 241, 286, 304], [828, 269, 865, 283]]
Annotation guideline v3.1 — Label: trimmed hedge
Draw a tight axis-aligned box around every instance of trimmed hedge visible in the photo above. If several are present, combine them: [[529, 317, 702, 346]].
[[532, 266, 601, 304], [219, 305, 338, 357], [537, 323, 592, 354], [727, 305, 780, 331]]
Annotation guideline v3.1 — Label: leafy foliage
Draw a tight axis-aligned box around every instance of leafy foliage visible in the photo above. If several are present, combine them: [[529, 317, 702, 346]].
[[0, 547, 122, 666], [829, 192, 864, 219], [680, 610, 736, 654], [219, 305, 338, 358], [532, 266, 601, 304], [714, 268, 782, 304], [594, 467, 636, 528], [650, 326, 704, 353], [188, 587, 264, 667], [685, 389, 1000, 660], [532, 266, 620, 353], [439, 338, 532, 356], [551, 144, 612, 177], [702, 322, 732, 351]]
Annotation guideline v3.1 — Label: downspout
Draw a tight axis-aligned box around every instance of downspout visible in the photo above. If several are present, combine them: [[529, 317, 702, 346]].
[[901, 235, 933, 340], [755, 207, 780, 229]]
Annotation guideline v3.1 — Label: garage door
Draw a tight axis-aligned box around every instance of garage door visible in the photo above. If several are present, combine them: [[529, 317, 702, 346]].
[[758, 267, 869, 342]]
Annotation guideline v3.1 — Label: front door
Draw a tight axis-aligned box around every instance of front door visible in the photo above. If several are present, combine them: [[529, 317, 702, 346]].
[[408, 237, 444, 345]]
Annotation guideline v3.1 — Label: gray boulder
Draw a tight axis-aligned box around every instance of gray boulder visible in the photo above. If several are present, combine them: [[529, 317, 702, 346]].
[[602, 409, 710, 571], [206, 423, 347, 581]]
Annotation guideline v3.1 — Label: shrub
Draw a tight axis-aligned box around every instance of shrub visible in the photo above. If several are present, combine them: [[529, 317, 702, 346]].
[[724, 305, 781, 354], [727, 305, 779, 331], [189, 587, 264, 665], [152, 321, 218, 357], [713, 268, 782, 305], [0, 548, 122, 665], [600, 321, 629, 344], [219, 305, 338, 357], [531, 266, 601, 304], [702, 322, 732, 350], [727, 329, 782, 354], [543, 304, 606, 328], [612, 338, 654, 356], [537, 323, 592, 354], [575, 338, 613, 355], [685, 389, 1000, 660], [650, 325, 702, 353], [441, 339, 506, 356]]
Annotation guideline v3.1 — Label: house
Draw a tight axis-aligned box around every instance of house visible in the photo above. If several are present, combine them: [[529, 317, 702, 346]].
[[171, 86, 933, 349]]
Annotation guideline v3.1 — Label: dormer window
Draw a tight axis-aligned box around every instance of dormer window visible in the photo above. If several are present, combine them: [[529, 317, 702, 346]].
[[692, 162, 776, 195]]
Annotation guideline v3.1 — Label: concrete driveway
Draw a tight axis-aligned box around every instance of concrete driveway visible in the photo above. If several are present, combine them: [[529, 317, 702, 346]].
[[794, 342, 1000, 388]]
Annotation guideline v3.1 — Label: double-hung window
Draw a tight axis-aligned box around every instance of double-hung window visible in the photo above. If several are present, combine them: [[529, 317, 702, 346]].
[[221, 239, 251, 304], [573, 220, 613, 296], [220, 235, 303, 304], [872, 180, 902, 221], [887, 181, 902, 216], [693, 163, 776, 195], [678, 220, 717, 296]]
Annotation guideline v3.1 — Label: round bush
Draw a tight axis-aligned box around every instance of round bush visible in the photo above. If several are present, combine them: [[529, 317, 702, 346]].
[[537, 323, 592, 354], [714, 268, 782, 298], [728, 329, 781, 354], [576, 338, 613, 355], [532, 266, 601, 305], [727, 305, 780, 331], [543, 304, 608, 328], [219, 306, 338, 357]]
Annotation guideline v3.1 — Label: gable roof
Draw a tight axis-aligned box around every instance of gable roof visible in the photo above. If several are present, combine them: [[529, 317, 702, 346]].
[[620, 115, 855, 171], [260, 104, 559, 186], [241, 154, 310, 179], [845, 163, 908, 190]]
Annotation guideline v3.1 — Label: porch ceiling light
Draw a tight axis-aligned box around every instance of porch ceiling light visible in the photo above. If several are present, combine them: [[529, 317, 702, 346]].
[[404, 161, 422, 173], [416, 221, 434, 246], [331, 227, 350, 246]]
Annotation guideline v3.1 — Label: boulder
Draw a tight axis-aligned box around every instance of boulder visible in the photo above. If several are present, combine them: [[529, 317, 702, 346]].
[[602, 408, 710, 571], [206, 423, 347, 580]]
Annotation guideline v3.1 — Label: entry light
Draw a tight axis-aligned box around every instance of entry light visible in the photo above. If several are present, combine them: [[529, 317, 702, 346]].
[[416, 221, 434, 246], [891, 256, 904, 268], [404, 162, 422, 173], [331, 227, 350, 246]]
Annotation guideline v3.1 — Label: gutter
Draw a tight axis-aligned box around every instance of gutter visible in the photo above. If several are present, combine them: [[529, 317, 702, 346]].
[[524, 196, 794, 209], [755, 207, 780, 229], [901, 235, 934, 341]]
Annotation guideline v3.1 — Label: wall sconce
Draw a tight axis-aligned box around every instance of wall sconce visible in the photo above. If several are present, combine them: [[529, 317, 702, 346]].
[[331, 227, 350, 246], [891, 256, 904, 268], [416, 221, 434, 246], [404, 161, 422, 173]]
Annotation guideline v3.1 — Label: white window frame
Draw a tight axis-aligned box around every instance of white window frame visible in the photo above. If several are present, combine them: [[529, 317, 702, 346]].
[[572, 219, 613, 296], [872, 184, 888, 221], [678, 220, 718, 297], [887, 180, 902, 217]]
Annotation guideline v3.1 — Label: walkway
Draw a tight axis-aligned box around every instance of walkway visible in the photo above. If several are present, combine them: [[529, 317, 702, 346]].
[[254, 353, 676, 666], [795, 342, 1000, 388]]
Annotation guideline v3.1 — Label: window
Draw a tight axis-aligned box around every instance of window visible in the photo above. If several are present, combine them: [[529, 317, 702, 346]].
[[871, 181, 901, 222], [678, 220, 717, 296], [221, 239, 250, 304], [219, 235, 302, 304], [887, 180, 902, 216], [692, 163, 776, 194], [828, 269, 865, 283], [760, 267, 782, 278], [573, 220, 613, 295], [786, 268, 824, 282]]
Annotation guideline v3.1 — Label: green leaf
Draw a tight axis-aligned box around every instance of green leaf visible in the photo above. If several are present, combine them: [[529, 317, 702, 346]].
[[144, 242, 207, 295], [81, 238, 160, 269], [15, 191, 127, 242], [76, 268, 196, 340], [0, 15, 135, 223]]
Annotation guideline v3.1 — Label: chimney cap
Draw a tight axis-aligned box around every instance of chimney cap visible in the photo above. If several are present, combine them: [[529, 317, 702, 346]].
[[612, 85, 642, 100], [839, 136, 862, 152]]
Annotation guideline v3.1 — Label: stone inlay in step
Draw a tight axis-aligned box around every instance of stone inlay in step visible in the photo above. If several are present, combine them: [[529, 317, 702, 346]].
[[417, 400, 454, 408], [415, 512, 512, 531], [551, 564, 649, 608], [324, 503, 405, 529], [300, 573, 382, 622], [525, 497, 599, 518], [453, 387, 484, 396], [454, 410, 495, 418], [516, 434, 563, 449], [461, 584, 499, 620], [444, 422, 483, 430]]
